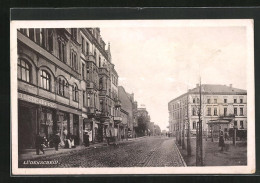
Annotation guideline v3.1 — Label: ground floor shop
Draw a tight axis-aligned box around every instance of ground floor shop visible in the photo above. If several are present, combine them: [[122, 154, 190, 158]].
[[18, 93, 83, 153]]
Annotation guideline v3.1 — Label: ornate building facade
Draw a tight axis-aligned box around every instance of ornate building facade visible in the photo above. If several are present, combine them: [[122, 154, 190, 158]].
[[17, 28, 122, 152]]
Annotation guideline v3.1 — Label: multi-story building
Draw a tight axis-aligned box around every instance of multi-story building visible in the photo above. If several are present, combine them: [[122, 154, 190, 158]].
[[17, 27, 122, 152], [168, 84, 247, 138], [118, 86, 134, 139]]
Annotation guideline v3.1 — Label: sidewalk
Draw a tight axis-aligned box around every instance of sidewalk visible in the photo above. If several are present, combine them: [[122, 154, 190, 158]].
[[19, 136, 148, 161]]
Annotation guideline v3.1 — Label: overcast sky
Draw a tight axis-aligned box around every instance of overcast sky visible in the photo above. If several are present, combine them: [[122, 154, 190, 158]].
[[100, 24, 248, 131]]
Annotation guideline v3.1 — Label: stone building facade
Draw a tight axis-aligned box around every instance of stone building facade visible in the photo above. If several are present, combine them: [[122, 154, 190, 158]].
[[168, 84, 247, 138], [17, 28, 121, 152]]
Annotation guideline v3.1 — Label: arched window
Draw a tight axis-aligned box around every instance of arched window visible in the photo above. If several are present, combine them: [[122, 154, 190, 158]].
[[72, 84, 78, 102], [18, 58, 31, 83], [57, 77, 68, 97], [40, 70, 51, 91]]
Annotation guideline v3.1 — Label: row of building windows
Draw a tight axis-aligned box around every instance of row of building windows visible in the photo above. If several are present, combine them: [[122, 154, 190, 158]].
[[171, 106, 244, 118], [19, 29, 79, 72], [171, 96, 245, 111], [205, 107, 244, 116], [18, 58, 79, 102], [193, 98, 244, 104]]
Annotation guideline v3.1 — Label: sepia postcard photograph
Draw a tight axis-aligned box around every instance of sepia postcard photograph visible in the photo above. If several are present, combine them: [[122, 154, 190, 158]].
[[10, 19, 255, 175]]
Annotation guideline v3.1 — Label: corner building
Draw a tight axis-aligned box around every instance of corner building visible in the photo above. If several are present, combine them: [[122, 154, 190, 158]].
[[17, 28, 121, 152], [168, 84, 247, 139]]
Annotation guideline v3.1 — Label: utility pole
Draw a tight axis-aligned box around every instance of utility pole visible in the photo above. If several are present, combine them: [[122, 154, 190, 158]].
[[196, 78, 203, 166], [186, 92, 191, 156], [182, 102, 185, 149]]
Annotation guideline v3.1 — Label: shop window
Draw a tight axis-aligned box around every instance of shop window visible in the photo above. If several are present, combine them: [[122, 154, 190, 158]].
[[40, 70, 51, 91], [71, 50, 77, 70], [72, 84, 79, 102], [17, 58, 31, 83]]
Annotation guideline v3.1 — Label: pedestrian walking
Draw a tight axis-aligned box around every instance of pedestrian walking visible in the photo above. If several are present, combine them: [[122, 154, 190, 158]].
[[53, 132, 61, 151], [219, 131, 225, 151], [35, 134, 45, 155], [84, 131, 90, 147]]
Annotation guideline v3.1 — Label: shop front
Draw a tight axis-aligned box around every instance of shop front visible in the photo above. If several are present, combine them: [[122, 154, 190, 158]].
[[83, 118, 94, 143], [18, 101, 37, 152], [18, 92, 83, 152]]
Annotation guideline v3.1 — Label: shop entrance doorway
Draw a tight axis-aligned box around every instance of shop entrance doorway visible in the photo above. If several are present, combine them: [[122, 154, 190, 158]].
[[18, 105, 35, 150]]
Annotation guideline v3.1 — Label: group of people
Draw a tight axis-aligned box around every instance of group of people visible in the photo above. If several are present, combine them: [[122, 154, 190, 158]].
[[35, 130, 77, 155], [35, 132, 61, 155]]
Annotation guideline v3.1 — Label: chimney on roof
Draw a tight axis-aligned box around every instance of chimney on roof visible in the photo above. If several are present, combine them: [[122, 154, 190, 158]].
[[196, 84, 199, 88], [229, 84, 233, 88]]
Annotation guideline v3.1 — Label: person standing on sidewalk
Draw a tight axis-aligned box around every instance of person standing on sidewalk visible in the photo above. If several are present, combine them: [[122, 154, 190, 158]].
[[83, 131, 90, 147], [35, 134, 45, 155], [53, 132, 61, 151], [219, 131, 225, 151]]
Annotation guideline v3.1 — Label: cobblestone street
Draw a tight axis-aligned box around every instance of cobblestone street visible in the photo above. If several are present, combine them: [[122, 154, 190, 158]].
[[19, 137, 185, 168]]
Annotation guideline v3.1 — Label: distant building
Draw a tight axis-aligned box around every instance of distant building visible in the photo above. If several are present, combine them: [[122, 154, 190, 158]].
[[118, 86, 134, 139], [168, 84, 247, 138]]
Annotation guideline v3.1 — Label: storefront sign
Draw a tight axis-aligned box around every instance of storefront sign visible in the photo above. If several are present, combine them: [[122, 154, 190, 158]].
[[18, 93, 57, 108]]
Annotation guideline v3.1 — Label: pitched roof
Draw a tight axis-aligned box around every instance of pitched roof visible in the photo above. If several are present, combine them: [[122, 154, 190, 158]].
[[169, 84, 247, 104], [189, 84, 247, 95]]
